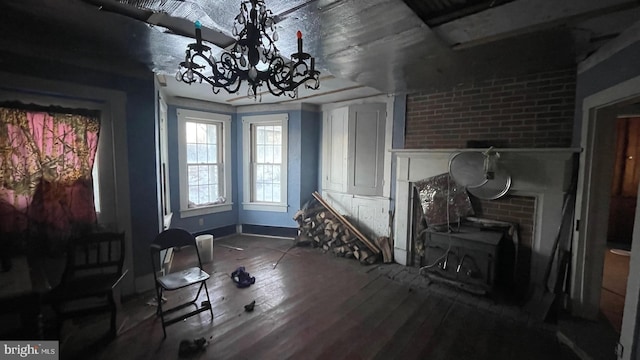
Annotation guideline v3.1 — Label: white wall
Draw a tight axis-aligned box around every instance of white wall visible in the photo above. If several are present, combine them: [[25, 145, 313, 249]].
[[320, 95, 395, 242]]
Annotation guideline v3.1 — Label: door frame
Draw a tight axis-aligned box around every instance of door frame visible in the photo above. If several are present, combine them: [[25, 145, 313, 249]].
[[572, 73, 640, 359]]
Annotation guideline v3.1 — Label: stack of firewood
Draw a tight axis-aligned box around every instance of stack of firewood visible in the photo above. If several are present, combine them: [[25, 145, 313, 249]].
[[293, 192, 394, 265]]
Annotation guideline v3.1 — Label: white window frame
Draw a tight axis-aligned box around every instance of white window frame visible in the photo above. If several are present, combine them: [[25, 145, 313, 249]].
[[158, 96, 172, 229], [178, 108, 232, 217], [242, 113, 288, 212]]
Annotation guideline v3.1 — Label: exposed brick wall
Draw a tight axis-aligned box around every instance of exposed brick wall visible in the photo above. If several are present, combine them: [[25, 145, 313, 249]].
[[405, 68, 576, 149]]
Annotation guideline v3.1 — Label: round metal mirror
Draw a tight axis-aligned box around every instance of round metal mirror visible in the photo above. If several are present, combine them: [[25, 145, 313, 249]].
[[467, 169, 512, 200], [448, 152, 488, 188]]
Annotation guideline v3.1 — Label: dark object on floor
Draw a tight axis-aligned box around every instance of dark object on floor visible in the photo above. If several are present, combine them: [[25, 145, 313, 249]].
[[150, 228, 213, 338], [178, 337, 208, 358], [244, 300, 256, 312], [231, 266, 255, 288], [47, 232, 128, 339]]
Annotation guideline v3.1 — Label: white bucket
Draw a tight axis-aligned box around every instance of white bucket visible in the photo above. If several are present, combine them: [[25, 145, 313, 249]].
[[196, 234, 214, 263]]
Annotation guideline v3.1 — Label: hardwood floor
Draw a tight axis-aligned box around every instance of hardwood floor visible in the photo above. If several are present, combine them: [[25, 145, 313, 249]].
[[58, 235, 577, 360], [600, 247, 630, 333]]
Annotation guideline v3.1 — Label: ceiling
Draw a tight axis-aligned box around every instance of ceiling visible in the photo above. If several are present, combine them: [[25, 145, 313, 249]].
[[1, 0, 639, 106]]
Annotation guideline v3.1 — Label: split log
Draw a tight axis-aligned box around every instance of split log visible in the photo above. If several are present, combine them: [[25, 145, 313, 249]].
[[312, 192, 380, 254], [293, 209, 305, 222], [293, 196, 382, 264], [359, 249, 373, 264], [310, 223, 326, 236]]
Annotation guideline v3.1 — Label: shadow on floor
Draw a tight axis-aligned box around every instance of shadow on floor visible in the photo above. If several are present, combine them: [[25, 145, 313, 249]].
[[44, 235, 591, 359]]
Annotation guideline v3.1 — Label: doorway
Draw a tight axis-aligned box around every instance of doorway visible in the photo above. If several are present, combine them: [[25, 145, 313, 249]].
[[573, 75, 640, 358], [601, 116, 640, 332]]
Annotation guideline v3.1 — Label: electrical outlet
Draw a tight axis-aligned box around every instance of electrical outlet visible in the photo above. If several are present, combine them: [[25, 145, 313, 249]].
[[198, 218, 204, 226]]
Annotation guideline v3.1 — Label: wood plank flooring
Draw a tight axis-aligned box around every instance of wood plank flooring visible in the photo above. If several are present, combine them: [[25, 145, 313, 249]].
[[58, 235, 577, 360]]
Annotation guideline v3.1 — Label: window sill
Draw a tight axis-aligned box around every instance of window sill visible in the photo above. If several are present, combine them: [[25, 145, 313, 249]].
[[180, 203, 233, 218], [242, 202, 288, 213]]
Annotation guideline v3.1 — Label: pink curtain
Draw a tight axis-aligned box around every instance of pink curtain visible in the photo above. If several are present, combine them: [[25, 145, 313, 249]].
[[0, 107, 99, 244]]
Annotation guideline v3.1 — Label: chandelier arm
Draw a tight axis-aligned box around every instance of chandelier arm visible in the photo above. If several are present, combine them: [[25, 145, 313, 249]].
[[216, 52, 243, 91], [265, 79, 287, 97], [266, 58, 320, 94], [177, 0, 320, 100], [268, 74, 319, 93]]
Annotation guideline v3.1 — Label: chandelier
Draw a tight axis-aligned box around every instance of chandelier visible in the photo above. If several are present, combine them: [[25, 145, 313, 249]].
[[175, 0, 321, 101]]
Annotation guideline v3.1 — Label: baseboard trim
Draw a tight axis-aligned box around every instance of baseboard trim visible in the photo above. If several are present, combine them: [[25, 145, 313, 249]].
[[241, 224, 297, 238]]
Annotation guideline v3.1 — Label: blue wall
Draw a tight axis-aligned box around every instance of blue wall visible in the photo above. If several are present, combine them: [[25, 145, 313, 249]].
[[166, 104, 239, 233], [0, 51, 159, 276], [165, 105, 321, 234], [125, 81, 157, 277], [573, 40, 640, 146], [1, 51, 324, 277], [237, 108, 321, 229], [300, 110, 321, 207]]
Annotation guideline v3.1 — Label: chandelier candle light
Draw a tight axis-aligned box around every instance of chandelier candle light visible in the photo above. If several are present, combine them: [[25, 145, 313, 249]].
[[176, 0, 321, 101]]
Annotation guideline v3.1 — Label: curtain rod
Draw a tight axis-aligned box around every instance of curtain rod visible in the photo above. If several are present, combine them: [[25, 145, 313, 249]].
[[0, 101, 100, 118]]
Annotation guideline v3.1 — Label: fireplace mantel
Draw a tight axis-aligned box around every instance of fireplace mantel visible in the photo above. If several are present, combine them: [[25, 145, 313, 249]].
[[391, 147, 581, 285]]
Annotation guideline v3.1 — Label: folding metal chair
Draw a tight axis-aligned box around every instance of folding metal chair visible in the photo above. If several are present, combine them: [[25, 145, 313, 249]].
[[150, 228, 213, 338]]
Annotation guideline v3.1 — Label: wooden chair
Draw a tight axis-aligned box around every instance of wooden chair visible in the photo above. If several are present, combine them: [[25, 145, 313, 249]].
[[150, 228, 213, 338], [48, 232, 128, 339]]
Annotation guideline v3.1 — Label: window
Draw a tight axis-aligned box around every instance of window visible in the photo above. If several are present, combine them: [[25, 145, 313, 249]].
[[178, 109, 232, 217], [242, 114, 288, 212], [92, 155, 101, 214]]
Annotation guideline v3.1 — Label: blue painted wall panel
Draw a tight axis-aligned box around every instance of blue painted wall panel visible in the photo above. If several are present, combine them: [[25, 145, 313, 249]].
[[300, 110, 321, 207], [573, 41, 640, 146], [237, 109, 320, 229], [124, 82, 157, 276]]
